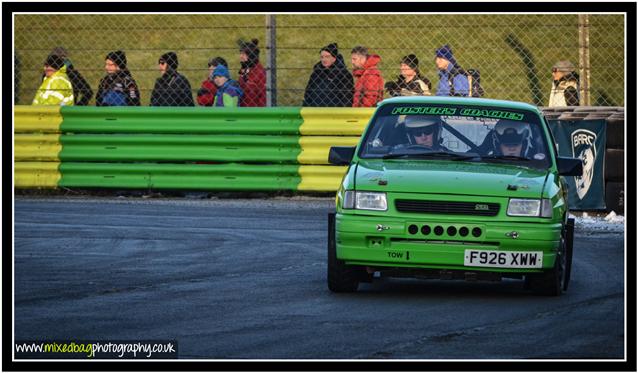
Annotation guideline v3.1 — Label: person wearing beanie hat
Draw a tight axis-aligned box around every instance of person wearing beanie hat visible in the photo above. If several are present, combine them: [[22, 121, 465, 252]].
[[150, 51, 194, 106], [32, 53, 74, 106], [302, 42, 354, 107], [96, 50, 140, 106], [384, 53, 432, 97], [548, 60, 580, 107], [105, 50, 127, 70], [212, 64, 230, 79], [197, 57, 228, 106], [350, 45, 385, 107], [44, 46, 93, 106], [237, 38, 266, 106], [45, 54, 65, 70], [159, 52, 179, 71], [211, 64, 243, 107], [434, 44, 469, 97]]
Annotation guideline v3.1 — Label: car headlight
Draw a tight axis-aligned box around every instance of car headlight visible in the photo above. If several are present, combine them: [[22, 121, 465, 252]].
[[356, 192, 388, 211], [507, 198, 552, 218], [342, 191, 387, 211]]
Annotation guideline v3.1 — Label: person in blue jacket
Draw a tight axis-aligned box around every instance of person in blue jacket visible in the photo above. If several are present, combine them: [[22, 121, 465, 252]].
[[212, 64, 244, 107], [434, 44, 469, 97]]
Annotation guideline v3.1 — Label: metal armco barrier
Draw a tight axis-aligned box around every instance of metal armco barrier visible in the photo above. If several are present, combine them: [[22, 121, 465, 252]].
[[13, 106, 372, 191], [13, 106, 624, 210]]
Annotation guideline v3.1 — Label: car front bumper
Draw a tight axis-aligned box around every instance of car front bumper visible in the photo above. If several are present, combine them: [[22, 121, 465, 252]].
[[336, 213, 562, 272]]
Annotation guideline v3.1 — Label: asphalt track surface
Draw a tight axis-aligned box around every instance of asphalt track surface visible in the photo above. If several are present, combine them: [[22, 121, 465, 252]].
[[13, 196, 625, 359]]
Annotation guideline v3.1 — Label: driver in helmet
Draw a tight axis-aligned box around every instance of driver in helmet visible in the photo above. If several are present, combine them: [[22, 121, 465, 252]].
[[490, 119, 533, 157], [404, 115, 445, 150]]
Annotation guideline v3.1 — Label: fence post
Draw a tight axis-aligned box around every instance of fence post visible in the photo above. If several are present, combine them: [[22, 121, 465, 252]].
[[266, 15, 277, 107], [578, 14, 591, 106]]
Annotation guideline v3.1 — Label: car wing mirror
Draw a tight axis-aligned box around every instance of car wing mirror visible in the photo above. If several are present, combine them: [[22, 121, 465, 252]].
[[557, 156, 583, 176], [328, 146, 356, 166]]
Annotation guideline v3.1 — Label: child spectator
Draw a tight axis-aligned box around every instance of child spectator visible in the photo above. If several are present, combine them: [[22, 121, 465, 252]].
[[211, 65, 243, 107], [197, 57, 228, 106]]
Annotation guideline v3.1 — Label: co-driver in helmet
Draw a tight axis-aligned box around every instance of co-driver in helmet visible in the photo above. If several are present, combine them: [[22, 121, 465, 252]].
[[490, 119, 533, 157]]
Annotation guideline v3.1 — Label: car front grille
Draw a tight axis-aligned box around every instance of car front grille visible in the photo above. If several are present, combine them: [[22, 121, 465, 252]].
[[395, 199, 500, 216]]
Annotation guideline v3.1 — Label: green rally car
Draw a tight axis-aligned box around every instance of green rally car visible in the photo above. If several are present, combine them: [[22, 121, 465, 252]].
[[327, 96, 583, 296]]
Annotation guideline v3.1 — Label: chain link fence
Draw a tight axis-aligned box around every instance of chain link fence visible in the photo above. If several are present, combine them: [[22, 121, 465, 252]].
[[14, 13, 624, 108]]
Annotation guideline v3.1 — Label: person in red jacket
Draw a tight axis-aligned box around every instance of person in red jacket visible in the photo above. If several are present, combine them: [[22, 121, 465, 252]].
[[197, 57, 228, 106], [350, 46, 384, 107], [237, 39, 267, 107]]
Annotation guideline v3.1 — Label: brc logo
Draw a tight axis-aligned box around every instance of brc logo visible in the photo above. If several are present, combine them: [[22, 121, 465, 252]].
[[571, 129, 597, 200]]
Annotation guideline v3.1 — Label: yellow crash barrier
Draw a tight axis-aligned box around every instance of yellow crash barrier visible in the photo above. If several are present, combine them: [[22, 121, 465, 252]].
[[297, 136, 360, 165], [14, 134, 62, 161], [14, 162, 61, 188], [14, 106, 63, 133], [299, 107, 373, 136]]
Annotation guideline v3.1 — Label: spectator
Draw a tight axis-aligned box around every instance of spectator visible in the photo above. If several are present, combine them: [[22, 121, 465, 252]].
[[434, 44, 469, 97], [96, 50, 141, 106], [48, 47, 93, 106], [197, 57, 228, 106], [211, 64, 243, 107], [351, 45, 384, 107], [238, 39, 266, 107], [150, 52, 194, 107], [385, 54, 432, 97], [302, 42, 354, 107], [32, 54, 74, 106], [548, 60, 580, 107]]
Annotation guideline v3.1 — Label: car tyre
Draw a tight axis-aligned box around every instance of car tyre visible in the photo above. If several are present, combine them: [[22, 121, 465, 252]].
[[526, 233, 567, 296], [563, 218, 575, 291], [327, 213, 364, 293]]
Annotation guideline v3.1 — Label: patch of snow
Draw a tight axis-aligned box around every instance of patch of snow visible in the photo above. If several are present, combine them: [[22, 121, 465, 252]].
[[572, 210, 625, 234]]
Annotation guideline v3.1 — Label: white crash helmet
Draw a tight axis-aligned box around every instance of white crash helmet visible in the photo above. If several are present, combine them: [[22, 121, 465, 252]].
[[492, 120, 532, 156], [404, 115, 442, 145]]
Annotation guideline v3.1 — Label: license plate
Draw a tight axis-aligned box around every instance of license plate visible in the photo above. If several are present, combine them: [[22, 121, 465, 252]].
[[464, 249, 543, 269]]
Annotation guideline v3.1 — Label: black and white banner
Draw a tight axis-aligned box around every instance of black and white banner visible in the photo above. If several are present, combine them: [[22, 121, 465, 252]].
[[549, 119, 607, 210]]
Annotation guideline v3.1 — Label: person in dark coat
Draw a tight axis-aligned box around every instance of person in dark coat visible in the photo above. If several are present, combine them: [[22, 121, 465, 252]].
[[150, 51, 194, 106], [302, 43, 354, 107], [47, 47, 93, 105], [96, 50, 141, 106]]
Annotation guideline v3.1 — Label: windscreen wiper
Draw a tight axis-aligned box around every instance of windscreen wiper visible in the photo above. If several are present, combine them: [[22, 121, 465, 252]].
[[382, 151, 477, 160], [480, 155, 531, 161]]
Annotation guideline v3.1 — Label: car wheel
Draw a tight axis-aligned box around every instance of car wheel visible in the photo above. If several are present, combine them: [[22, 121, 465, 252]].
[[327, 213, 364, 293], [563, 218, 575, 291], [526, 234, 566, 296]]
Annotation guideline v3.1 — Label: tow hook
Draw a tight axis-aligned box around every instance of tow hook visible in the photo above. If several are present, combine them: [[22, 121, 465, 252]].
[[505, 231, 520, 239]]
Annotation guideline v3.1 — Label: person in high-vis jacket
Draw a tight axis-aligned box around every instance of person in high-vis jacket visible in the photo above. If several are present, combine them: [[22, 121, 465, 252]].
[[548, 60, 580, 107], [32, 54, 74, 106]]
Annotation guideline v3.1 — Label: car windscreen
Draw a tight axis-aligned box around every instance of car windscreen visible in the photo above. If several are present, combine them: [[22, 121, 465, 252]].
[[359, 104, 551, 169]]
